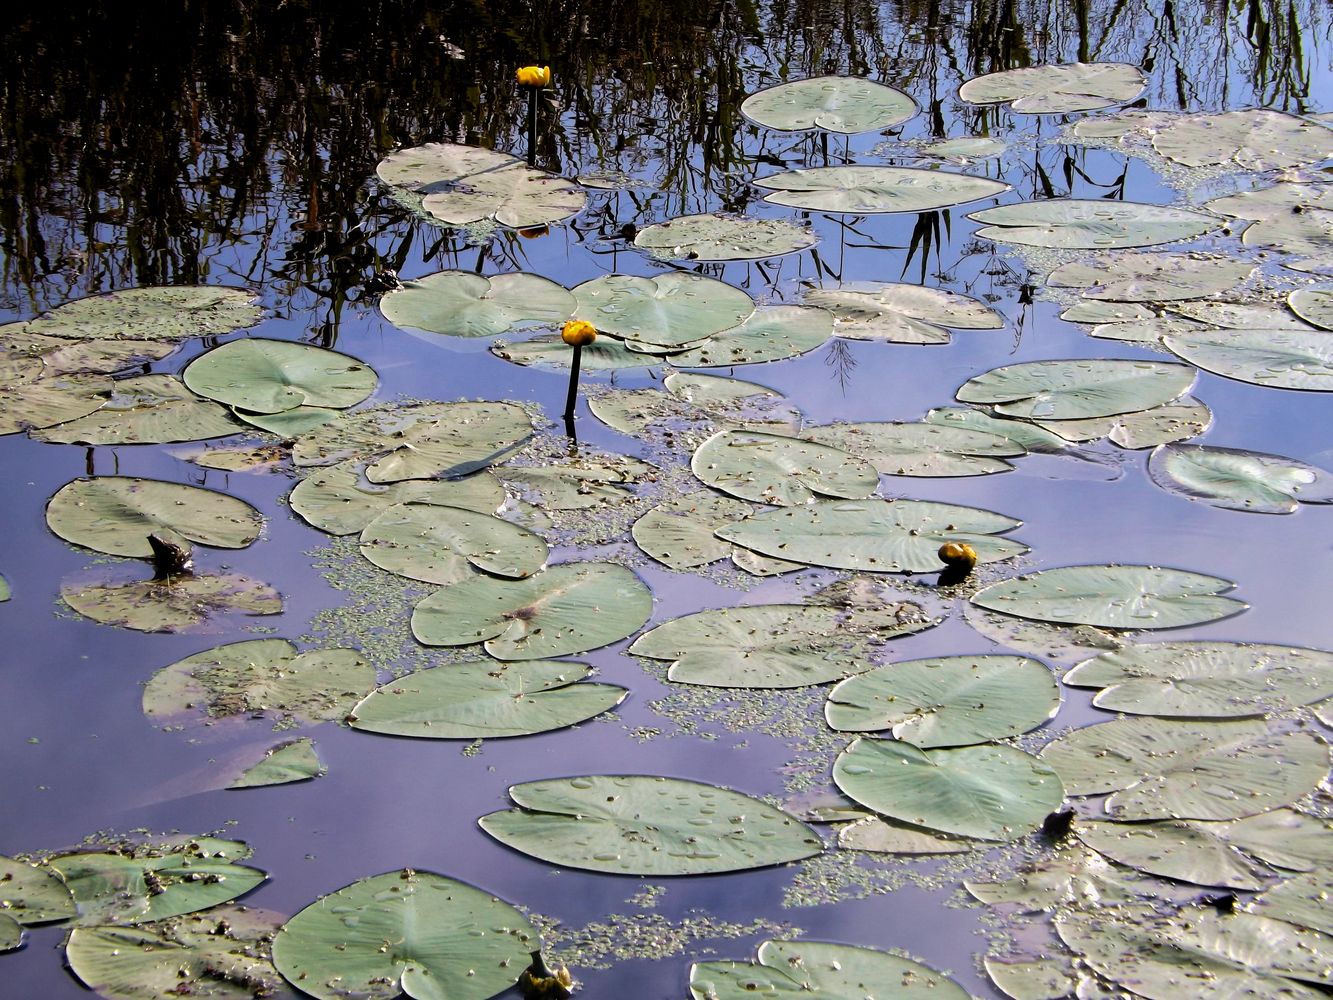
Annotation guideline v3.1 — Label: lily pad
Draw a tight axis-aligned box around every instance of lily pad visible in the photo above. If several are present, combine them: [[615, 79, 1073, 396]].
[[290, 461, 504, 536], [836, 816, 978, 854], [631, 493, 752, 569], [349, 659, 626, 738], [376, 142, 519, 191], [834, 737, 1064, 841], [962, 602, 1126, 663], [183, 339, 377, 414], [1077, 818, 1274, 890], [1251, 870, 1333, 935], [22, 286, 261, 342], [731, 547, 806, 576], [479, 775, 823, 875], [665, 305, 834, 367], [32, 375, 240, 445], [412, 562, 652, 660], [292, 402, 462, 467], [1149, 109, 1333, 171], [959, 62, 1146, 113], [924, 405, 1072, 452], [46, 476, 264, 558], [969, 200, 1220, 249], [1047, 252, 1253, 302], [740, 75, 917, 133], [572, 272, 755, 349], [367, 407, 533, 484], [825, 654, 1059, 745], [919, 136, 1008, 160], [1288, 288, 1333, 331], [0, 328, 177, 375], [754, 165, 1009, 213], [966, 848, 1160, 909], [1034, 395, 1211, 449], [501, 456, 652, 510], [62, 573, 283, 633], [1221, 809, 1333, 871], [422, 164, 586, 229], [1238, 208, 1333, 269], [1204, 181, 1333, 223], [359, 504, 548, 585], [956, 359, 1195, 420], [634, 213, 817, 260], [805, 281, 1004, 344], [1163, 327, 1333, 392], [690, 940, 967, 1000], [804, 421, 1025, 476], [270, 869, 539, 1000], [492, 332, 660, 369], [718, 498, 1026, 572], [0, 372, 112, 435], [229, 738, 325, 788], [1148, 443, 1333, 513], [0, 855, 77, 924], [691, 429, 878, 505], [380, 270, 575, 338], [0, 914, 19, 952], [985, 956, 1079, 1000]]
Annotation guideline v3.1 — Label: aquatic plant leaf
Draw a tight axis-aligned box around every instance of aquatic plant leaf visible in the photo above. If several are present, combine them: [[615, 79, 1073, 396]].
[[501, 456, 651, 510], [412, 562, 652, 660], [1239, 208, 1333, 267], [380, 270, 575, 338], [62, 573, 282, 632], [631, 493, 752, 569], [959, 62, 1146, 113], [572, 272, 754, 349], [421, 164, 586, 228], [1251, 871, 1333, 935], [731, 547, 805, 576], [740, 75, 917, 133], [492, 332, 660, 369], [969, 200, 1219, 249], [1085, 315, 1208, 345], [229, 738, 324, 788], [1065, 640, 1333, 717], [1047, 252, 1253, 302], [231, 404, 337, 436], [32, 375, 240, 445], [1039, 717, 1329, 820], [1061, 299, 1156, 324], [1035, 395, 1211, 449], [1204, 182, 1333, 223], [359, 503, 547, 585], [0, 914, 18, 952], [479, 775, 823, 875], [834, 738, 1064, 841], [1221, 810, 1333, 872], [1077, 819, 1274, 889], [825, 655, 1059, 745], [754, 165, 1009, 213], [1150, 109, 1333, 170], [22, 286, 261, 342], [957, 358, 1195, 420], [1167, 301, 1317, 331], [965, 849, 1159, 909], [665, 305, 834, 368], [1164, 328, 1333, 392], [985, 956, 1079, 1000], [924, 406, 1071, 452], [634, 213, 817, 260], [48, 851, 266, 925], [0, 574, 10, 601], [366, 405, 533, 484], [375, 142, 519, 191], [270, 869, 538, 1000], [972, 564, 1245, 630], [183, 339, 376, 414], [349, 659, 626, 738], [919, 136, 1008, 160], [143, 639, 374, 726], [962, 603, 1126, 664], [290, 461, 503, 536], [836, 816, 977, 854], [804, 421, 1024, 476], [690, 940, 967, 1000], [65, 906, 284, 1000], [46, 476, 263, 557], [1, 331, 178, 375], [0, 372, 111, 434], [0, 856, 76, 924], [718, 498, 1026, 572], [292, 402, 462, 467], [1288, 289, 1333, 331], [691, 429, 878, 505], [1148, 444, 1333, 513], [804, 281, 1003, 344]]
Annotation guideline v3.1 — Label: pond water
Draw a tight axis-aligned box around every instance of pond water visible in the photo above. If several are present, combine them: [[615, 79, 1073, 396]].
[[2, 1, 1332, 998]]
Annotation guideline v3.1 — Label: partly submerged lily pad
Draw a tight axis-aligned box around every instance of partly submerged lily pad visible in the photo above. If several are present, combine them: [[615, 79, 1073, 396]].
[[740, 75, 917, 133], [22, 286, 261, 343], [1163, 327, 1333, 392], [376, 142, 519, 192], [0, 855, 77, 925], [0, 372, 112, 435], [1148, 443, 1333, 513], [183, 339, 377, 415], [380, 270, 575, 338], [805, 281, 1004, 344], [492, 332, 659, 370], [363, 404, 533, 484], [1288, 288, 1333, 331], [665, 305, 834, 368], [969, 200, 1219, 249], [1149, 109, 1333, 171], [633, 213, 817, 261], [966, 848, 1159, 910], [1251, 870, 1333, 935], [1033, 395, 1211, 449], [691, 429, 878, 506], [290, 462, 504, 536], [422, 164, 586, 229], [984, 956, 1079, 1000], [479, 775, 823, 875], [31, 375, 240, 445], [62, 573, 283, 633], [754, 165, 1009, 214], [837, 816, 978, 855], [1076, 819, 1274, 890], [228, 738, 325, 789], [359, 503, 547, 585], [631, 493, 752, 570], [501, 456, 652, 510], [959, 62, 1146, 113], [955, 358, 1195, 420], [572, 272, 755, 349], [803, 421, 1025, 476], [1046, 252, 1253, 302]]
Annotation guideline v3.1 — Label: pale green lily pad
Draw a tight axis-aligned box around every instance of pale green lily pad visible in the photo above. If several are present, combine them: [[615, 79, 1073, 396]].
[[969, 200, 1220, 249], [0, 372, 112, 435], [501, 456, 652, 510], [290, 461, 504, 535], [1150, 109, 1333, 170], [731, 547, 806, 576], [359, 503, 547, 585], [479, 775, 823, 875], [666, 305, 834, 367], [972, 564, 1246, 629], [492, 332, 660, 369], [966, 848, 1160, 910], [691, 429, 878, 505], [65, 906, 284, 1000], [31, 375, 240, 445], [1061, 299, 1156, 324], [959, 62, 1146, 113], [380, 270, 575, 338], [1086, 316, 1207, 345], [1251, 870, 1333, 935], [0, 575, 9, 601], [271, 869, 538, 1000], [0, 913, 19, 952], [1205, 182, 1333, 222], [837, 816, 978, 854], [740, 75, 917, 133], [0, 856, 76, 924], [805, 281, 1004, 344], [46, 476, 263, 558], [412, 562, 652, 660], [754, 165, 1009, 213], [1288, 289, 1333, 330], [1064, 640, 1333, 717], [292, 402, 463, 467], [572, 272, 755, 349], [0, 328, 178, 374], [183, 339, 377, 414], [834, 737, 1064, 841], [690, 940, 967, 1000], [631, 493, 752, 569], [366, 405, 533, 484], [235, 404, 339, 436], [1035, 395, 1211, 449], [825, 654, 1059, 745], [1238, 208, 1333, 268], [376, 142, 519, 192], [421, 164, 586, 229], [633, 213, 816, 261], [804, 421, 1025, 476], [1039, 717, 1329, 820], [1077, 819, 1274, 890], [143, 639, 374, 726], [62, 573, 282, 633], [957, 359, 1195, 420], [665, 371, 777, 406], [22, 286, 261, 342], [1166, 301, 1321, 330], [963, 603, 1126, 664], [919, 136, 1008, 160], [718, 498, 1026, 572], [228, 738, 324, 789], [985, 956, 1079, 1000], [1164, 327, 1333, 392], [1148, 444, 1333, 513], [1047, 252, 1253, 302], [924, 406, 1072, 452], [1222, 809, 1333, 871], [349, 659, 626, 738]]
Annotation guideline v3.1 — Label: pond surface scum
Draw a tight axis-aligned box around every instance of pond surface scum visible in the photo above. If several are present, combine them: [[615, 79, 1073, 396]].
[[2, 0, 1333, 997]]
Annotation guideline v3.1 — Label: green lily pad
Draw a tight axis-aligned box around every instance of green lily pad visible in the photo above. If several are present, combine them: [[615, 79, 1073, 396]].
[[479, 775, 823, 875], [229, 738, 325, 788], [1165, 327, 1333, 392], [731, 547, 806, 576], [234, 403, 339, 436], [1237, 208, 1333, 269], [1251, 870, 1333, 935], [1220, 809, 1333, 871], [1085, 315, 1209, 345], [183, 339, 377, 414], [634, 213, 817, 261], [359, 504, 547, 585], [965, 848, 1161, 909], [834, 737, 1064, 841], [969, 200, 1220, 249], [957, 359, 1195, 420], [0, 331, 178, 375], [691, 429, 878, 506], [22, 286, 261, 342], [0, 372, 112, 435], [31, 375, 240, 445], [631, 493, 752, 569], [290, 461, 504, 536], [349, 659, 626, 738], [924, 405, 1072, 452], [1039, 717, 1329, 820], [962, 602, 1127, 663], [62, 573, 283, 633], [1149, 109, 1333, 170], [718, 498, 1026, 572], [754, 165, 1009, 213], [501, 456, 652, 510], [422, 164, 586, 229], [1288, 288, 1333, 330], [380, 270, 575, 338], [1034, 395, 1211, 449], [665, 305, 834, 367], [690, 940, 967, 1000], [1064, 640, 1333, 717], [1061, 299, 1156, 324], [0, 855, 76, 924], [185, 442, 296, 472], [836, 816, 978, 854], [984, 956, 1079, 1000], [376, 142, 519, 191], [0, 913, 19, 952], [740, 75, 917, 133], [46, 476, 263, 558], [271, 869, 539, 1000], [292, 402, 461, 467], [1148, 444, 1333, 513], [0, 574, 9, 602], [1047, 252, 1253, 302], [143, 639, 374, 726], [368, 410, 532, 484], [1077, 819, 1274, 890], [1205, 182, 1333, 223], [918, 136, 1008, 160], [492, 333, 659, 369], [959, 62, 1146, 113], [572, 272, 755, 349], [412, 562, 652, 660], [804, 421, 1025, 476], [825, 654, 1059, 745], [971, 564, 1246, 629], [804, 281, 1004, 344]]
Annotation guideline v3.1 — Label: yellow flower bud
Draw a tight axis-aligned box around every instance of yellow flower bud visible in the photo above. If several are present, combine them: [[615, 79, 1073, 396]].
[[561, 320, 597, 347], [516, 65, 551, 87], [938, 541, 978, 570]]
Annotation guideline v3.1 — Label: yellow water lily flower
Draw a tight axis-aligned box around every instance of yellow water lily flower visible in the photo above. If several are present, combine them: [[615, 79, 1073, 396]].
[[561, 320, 597, 347], [938, 541, 978, 571], [516, 65, 551, 87]]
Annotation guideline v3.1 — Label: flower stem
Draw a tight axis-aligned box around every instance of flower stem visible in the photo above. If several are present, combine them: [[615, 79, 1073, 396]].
[[527, 88, 538, 168], [562, 344, 583, 422]]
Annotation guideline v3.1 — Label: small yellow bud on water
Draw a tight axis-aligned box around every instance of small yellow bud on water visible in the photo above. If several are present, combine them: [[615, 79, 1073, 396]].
[[938, 541, 978, 570], [561, 320, 597, 347], [516, 66, 552, 87]]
